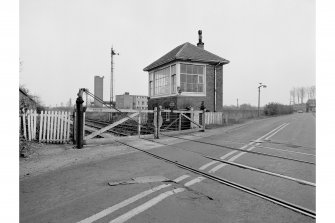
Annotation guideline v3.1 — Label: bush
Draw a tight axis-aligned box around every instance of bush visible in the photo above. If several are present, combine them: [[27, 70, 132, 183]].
[[264, 103, 293, 116]]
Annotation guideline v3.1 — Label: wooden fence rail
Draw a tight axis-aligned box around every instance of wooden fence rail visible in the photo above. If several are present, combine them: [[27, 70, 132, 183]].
[[20, 110, 72, 143]]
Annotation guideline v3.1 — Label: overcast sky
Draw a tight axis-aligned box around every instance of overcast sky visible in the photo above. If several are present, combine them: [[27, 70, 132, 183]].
[[20, 0, 315, 107]]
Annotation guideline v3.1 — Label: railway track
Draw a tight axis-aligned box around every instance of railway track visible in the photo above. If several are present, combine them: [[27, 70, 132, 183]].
[[115, 139, 316, 218], [81, 117, 315, 218], [79, 90, 315, 219], [85, 119, 315, 165]]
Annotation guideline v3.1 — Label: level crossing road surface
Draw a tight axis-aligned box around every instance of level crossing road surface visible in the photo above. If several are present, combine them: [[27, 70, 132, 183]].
[[20, 113, 315, 223]]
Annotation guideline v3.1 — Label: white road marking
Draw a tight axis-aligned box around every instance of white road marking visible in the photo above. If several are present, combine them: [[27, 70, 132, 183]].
[[208, 123, 289, 173], [208, 163, 227, 173], [220, 150, 238, 160], [199, 123, 287, 173], [199, 161, 218, 170], [184, 177, 206, 187], [173, 175, 190, 182], [109, 188, 186, 223], [264, 123, 289, 140], [77, 175, 190, 223], [200, 137, 252, 171], [229, 146, 256, 162], [77, 184, 171, 223]]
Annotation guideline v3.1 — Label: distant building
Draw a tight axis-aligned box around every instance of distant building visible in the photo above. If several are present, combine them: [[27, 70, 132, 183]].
[[115, 92, 148, 110], [143, 30, 229, 111], [306, 99, 316, 112], [94, 76, 104, 107]]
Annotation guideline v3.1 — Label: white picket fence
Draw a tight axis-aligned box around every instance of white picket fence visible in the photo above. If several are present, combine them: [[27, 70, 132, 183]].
[[205, 112, 223, 125], [21, 110, 72, 143]]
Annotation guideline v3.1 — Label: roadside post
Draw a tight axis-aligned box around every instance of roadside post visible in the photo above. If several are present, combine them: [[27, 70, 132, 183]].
[[76, 89, 84, 149], [158, 106, 162, 138], [200, 101, 206, 132], [154, 107, 157, 138], [154, 106, 163, 139]]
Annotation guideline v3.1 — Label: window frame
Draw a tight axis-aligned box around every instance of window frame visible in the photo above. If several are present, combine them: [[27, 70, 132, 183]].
[[148, 62, 206, 98], [179, 62, 206, 96]]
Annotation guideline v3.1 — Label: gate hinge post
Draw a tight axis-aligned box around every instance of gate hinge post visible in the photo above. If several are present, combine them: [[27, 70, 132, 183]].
[[76, 88, 85, 149]]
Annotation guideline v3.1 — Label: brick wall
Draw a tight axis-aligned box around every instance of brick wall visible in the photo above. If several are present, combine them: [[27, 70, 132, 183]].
[[205, 64, 223, 111], [148, 64, 223, 111]]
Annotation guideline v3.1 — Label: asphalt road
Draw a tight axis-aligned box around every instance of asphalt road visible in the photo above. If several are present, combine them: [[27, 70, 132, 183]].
[[20, 113, 316, 223]]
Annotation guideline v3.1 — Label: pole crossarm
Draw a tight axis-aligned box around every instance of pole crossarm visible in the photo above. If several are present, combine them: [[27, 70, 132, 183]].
[[84, 112, 139, 140]]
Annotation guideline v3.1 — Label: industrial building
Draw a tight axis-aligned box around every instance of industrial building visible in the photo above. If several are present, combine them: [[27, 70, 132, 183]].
[[143, 30, 229, 111], [94, 76, 104, 107], [115, 92, 148, 110]]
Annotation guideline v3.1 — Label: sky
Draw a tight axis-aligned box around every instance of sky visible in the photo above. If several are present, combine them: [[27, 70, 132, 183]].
[[19, 0, 315, 107]]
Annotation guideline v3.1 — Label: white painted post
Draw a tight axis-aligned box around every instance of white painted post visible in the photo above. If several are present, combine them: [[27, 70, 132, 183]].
[[32, 110, 35, 139], [64, 111, 68, 143], [190, 107, 194, 129], [27, 110, 31, 140], [66, 112, 70, 142], [178, 113, 182, 131], [53, 111, 58, 143], [54, 111, 58, 143], [56, 112, 62, 143], [47, 111, 51, 143], [43, 111, 47, 142], [40, 111, 44, 142], [34, 110, 38, 139], [48, 111, 51, 143], [43, 111, 50, 142], [32, 110, 36, 139], [202, 110, 206, 132], [50, 110, 53, 142], [39, 111, 43, 142], [60, 111, 64, 143]]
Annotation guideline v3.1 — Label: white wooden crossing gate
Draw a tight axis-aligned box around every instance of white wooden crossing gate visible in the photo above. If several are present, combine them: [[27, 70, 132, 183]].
[[20, 110, 72, 143], [159, 108, 205, 133], [83, 107, 154, 144]]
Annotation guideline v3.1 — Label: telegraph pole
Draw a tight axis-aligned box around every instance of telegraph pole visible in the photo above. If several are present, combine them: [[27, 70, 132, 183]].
[[110, 47, 119, 107], [258, 83, 267, 117]]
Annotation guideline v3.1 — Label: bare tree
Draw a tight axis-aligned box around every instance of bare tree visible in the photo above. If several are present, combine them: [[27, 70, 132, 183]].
[[295, 87, 301, 104], [290, 88, 296, 104], [299, 87, 306, 103]]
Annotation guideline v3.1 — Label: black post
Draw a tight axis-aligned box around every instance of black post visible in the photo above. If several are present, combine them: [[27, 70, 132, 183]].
[[76, 90, 84, 149], [258, 86, 261, 117]]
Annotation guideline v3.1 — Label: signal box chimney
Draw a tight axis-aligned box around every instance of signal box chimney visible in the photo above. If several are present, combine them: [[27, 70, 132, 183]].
[[197, 30, 204, 49]]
